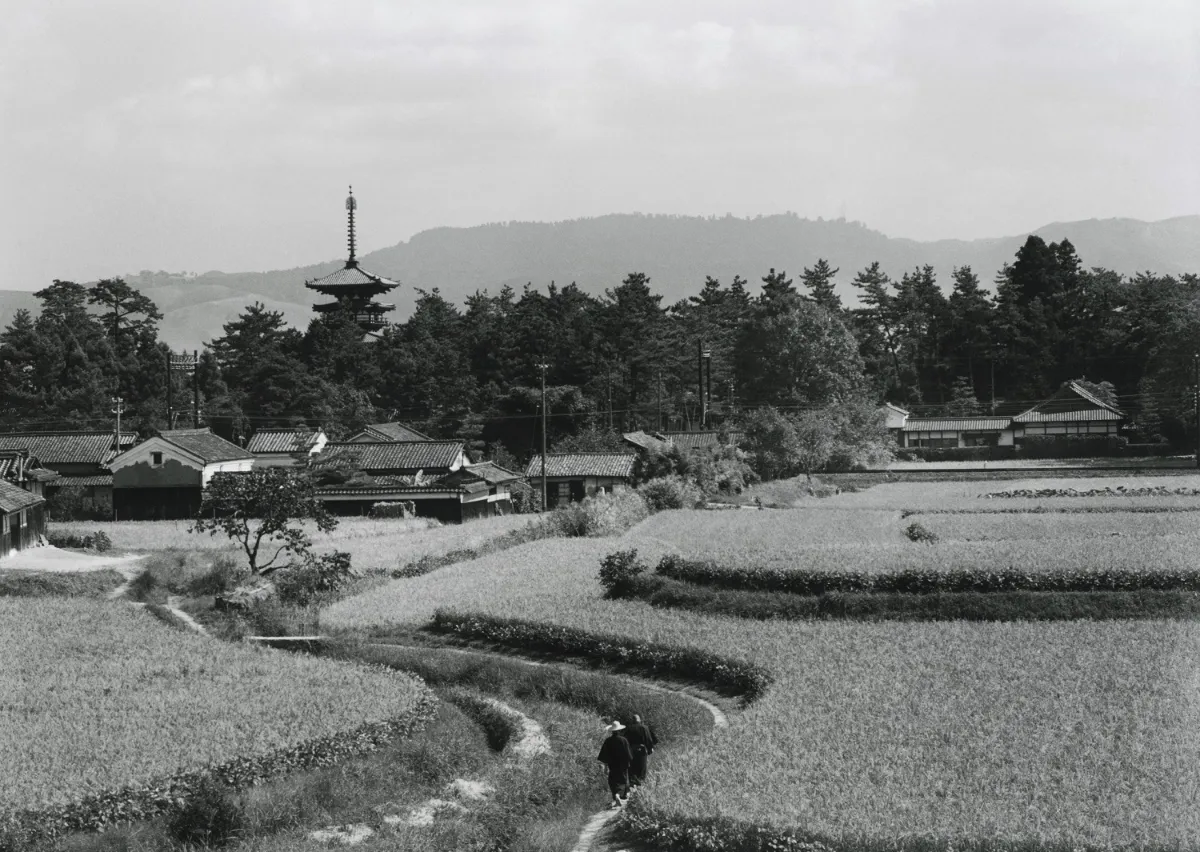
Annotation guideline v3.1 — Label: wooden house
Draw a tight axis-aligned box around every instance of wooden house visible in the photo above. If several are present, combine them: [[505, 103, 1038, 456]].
[[247, 428, 328, 468], [347, 422, 433, 442], [660, 431, 744, 452], [0, 431, 135, 503], [108, 428, 255, 520], [525, 453, 636, 507], [0, 478, 46, 558], [0, 449, 59, 499]]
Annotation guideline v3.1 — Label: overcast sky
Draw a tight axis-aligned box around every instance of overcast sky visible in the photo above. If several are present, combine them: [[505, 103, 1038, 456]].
[[2, 0, 1197, 289]]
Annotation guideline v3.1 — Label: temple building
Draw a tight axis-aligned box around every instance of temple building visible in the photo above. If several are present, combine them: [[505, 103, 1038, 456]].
[[305, 187, 398, 333]]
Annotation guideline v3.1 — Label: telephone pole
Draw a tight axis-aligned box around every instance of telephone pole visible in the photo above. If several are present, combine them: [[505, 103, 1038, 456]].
[[111, 396, 125, 455], [1194, 354, 1199, 469], [536, 361, 550, 511], [192, 349, 200, 428]]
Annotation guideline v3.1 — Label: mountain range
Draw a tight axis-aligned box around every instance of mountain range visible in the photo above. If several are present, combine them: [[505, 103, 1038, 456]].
[[3, 213, 1197, 351]]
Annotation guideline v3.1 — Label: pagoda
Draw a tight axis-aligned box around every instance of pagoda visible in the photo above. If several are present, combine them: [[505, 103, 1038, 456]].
[[305, 187, 398, 333]]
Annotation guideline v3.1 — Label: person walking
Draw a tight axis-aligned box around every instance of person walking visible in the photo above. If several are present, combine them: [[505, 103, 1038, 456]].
[[597, 720, 633, 808], [623, 713, 658, 789]]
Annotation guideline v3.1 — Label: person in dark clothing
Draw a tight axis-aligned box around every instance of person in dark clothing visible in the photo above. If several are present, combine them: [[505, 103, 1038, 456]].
[[623, 713, 658, 788], [596, 720, 633, 808]]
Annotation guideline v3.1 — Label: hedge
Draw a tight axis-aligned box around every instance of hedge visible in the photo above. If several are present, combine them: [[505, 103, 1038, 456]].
[[0, 687, 437, 846], [654, 554, 1200, 595], [620, 572, 1200, 622], [428, 610, 772, 703]]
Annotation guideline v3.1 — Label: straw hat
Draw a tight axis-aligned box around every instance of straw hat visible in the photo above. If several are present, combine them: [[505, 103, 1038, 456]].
[[606, 721, 626, 732]]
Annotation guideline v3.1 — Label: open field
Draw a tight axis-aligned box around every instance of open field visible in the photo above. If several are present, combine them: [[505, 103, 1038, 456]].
[[53, 515, 538, 575], [325, 477, 1200, 846], [0, 599, 425, 813]]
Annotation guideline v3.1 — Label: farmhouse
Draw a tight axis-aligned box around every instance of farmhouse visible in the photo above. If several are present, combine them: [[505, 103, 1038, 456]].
[[0, 478, 46, 558], [525, 453, 636, 507], [660, 430, 744, 451], [0, 449, 59, 499], [108, 428, 254, 520], [347, 422, 433, 442], [894, 382, 1124, 449], [0, 431, 135, 503], [247, 428, 328, 468]]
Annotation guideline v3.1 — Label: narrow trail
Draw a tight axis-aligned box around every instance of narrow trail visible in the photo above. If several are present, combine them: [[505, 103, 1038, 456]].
[[360, 640, 731, 852], [305, 693, 548, 845]]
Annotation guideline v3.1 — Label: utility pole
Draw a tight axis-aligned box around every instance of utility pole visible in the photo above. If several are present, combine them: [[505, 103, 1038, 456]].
[[990, 353, 997, 416], [536, 361, 550, 511], [697, 340, 704, 429], [607, 371, 614, 430], [656, 370, 662, 433], [111, 396, 125, 456], [705, 350, 713, 426], [1194, 353, 1199, 469], [165, 350, 172, 427], [192, 350, 200, 428]]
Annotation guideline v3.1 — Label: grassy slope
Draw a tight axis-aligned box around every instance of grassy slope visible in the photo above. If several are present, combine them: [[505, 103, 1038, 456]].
[[0, 599, 425, 812], [324, 479, 1200, 845]]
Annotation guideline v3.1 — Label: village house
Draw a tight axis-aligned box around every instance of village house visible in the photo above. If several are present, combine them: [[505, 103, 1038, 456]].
[[247, 428, 329, 468], [312, 440, 513, 521], [525, 453, 637, 508], [0, 449, 59, 499], [0, 478, 46, 558], [347, 422, 433, 442], [893, 382, 1124, 450], [107, 428, 255, 520], [0, 431, 136, 505]]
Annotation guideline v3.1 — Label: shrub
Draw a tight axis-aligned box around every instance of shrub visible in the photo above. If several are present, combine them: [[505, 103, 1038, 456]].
[[598, 549, 648, 598], [46, 530, 111, 552], [186, 554, 245, 597], [429, 609, 773, 703], [638, 476, 704, 511], [167, 774, 245, 847], [546, 488, 649, 537], [369, 500, 416, 519], [904, 522, 938, 543], [621, 807, 834, 852], [274, 551, 353, 607], [509, 479, 540, 514]]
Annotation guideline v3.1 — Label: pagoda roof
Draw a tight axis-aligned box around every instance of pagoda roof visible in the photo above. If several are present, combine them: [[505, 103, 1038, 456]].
[[305, 262, 399, 294]]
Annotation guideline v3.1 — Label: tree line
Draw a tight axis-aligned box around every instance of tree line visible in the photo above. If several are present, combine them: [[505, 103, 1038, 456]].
[[3, 234, 1199, 461]]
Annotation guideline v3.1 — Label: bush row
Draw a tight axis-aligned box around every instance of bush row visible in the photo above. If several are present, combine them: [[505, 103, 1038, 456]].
[[654, 554, 1200, 595], [986, 486, 1200, 499], [0, 688, 437, 845], [45, 530, 112, 552], [620, 807, 833, 852], [617, 572, 1200, 622], [428, 610, 772, 703]]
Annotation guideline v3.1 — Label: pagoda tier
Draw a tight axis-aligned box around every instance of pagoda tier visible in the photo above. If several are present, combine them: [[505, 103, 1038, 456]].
[[306, 187, 400, 333]]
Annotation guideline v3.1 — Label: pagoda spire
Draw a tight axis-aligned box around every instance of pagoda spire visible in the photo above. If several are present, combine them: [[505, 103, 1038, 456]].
[[345, 185, 357, 267]]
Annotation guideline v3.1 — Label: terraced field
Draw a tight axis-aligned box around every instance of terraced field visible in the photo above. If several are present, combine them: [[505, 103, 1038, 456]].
[[325, 477, 1200, 847], [1, 599, 426, 813]]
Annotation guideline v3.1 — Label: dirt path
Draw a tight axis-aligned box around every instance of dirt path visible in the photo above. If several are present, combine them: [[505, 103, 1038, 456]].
[[0, 545, 145, 575], [360, 640, 729, 852]]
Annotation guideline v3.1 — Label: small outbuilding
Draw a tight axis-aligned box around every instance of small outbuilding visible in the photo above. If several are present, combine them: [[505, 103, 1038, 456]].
[[108, 428, 255, 520], [0, 478, 46, 558], [525, 453, 636, 508]]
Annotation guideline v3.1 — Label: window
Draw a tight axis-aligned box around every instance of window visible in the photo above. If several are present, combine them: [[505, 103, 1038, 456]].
[[557, 482, 570, 499], [151, 451, 163, 466]]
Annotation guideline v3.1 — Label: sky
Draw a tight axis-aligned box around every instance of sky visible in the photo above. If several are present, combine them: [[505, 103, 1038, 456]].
[[2, 0, 1197, 290]]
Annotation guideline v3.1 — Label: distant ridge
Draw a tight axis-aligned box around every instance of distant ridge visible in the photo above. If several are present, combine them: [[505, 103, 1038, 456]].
[[3, 213, 1197, 351]]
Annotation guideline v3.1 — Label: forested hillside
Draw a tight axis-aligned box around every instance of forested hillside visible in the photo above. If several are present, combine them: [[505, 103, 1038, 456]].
[[2, 213, 1197, 352], [3, 234, 1198, 461]]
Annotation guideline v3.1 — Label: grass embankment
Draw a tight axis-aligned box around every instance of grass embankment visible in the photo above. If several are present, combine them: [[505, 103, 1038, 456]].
[[0, 569, 125, 598], [0, 599, 428, 821], [323, 485, 1200, 847]]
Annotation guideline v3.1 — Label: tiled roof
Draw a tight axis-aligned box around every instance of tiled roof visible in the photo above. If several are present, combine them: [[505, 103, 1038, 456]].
[[247, 429, 322, 454], [52, 474, 113, 487], [622, 431, 671, 453], [321, 441, 464, 473], [305, 263, 399, 292], [1012, 382, 1125, 423], [662, 431, 744, 451], [524, 453, 637, 479], [354, 422, 433, 442], [463, 461, 522, 485], [0, 479, 44, 513], [159, 429, 254, 463], [903, 417, 1012, 432], [0, 432, 135, 466]]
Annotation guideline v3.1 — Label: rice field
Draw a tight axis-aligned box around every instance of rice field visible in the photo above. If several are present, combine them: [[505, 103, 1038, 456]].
[[0, 599, 426, 812], [324, 476, 1200, 845]]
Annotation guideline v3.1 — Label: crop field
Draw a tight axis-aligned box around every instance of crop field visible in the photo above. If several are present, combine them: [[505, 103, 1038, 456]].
[[325, 476, 1200, 846], [0, 599, 425, 812]]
